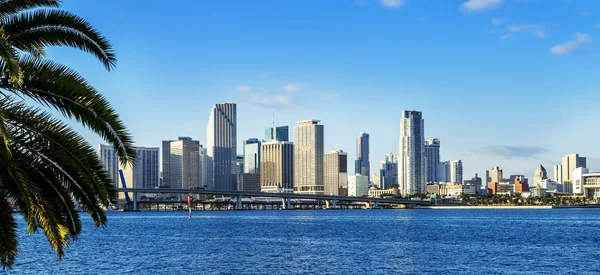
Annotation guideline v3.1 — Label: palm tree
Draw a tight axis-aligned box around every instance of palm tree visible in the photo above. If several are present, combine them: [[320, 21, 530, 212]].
[[0, 0, 134, 269]]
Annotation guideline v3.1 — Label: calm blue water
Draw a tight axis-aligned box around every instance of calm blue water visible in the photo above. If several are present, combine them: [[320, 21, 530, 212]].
[[8, 209, 600, 274]]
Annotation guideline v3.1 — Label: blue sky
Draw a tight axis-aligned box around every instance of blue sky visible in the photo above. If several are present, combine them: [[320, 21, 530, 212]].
[[49, 0, 600, 181]]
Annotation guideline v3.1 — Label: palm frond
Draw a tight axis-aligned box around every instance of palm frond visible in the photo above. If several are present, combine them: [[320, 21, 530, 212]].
[[0, 0, 60, 19], [0, 191, 17, 270]]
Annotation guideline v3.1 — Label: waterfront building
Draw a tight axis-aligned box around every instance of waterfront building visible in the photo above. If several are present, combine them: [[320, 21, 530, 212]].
[[238, 173, 261, 192], [514, 177, 529, 193], [380, 160, 398, 190], [207, 103, 237, 190], [119, 146, 159, 200], [348, 174, 369, 197], [243, 138, 261, 174], [98, 144, 119, 189], [449, 160, 463, 184], [571, 167, 589, 195], [368, 188, 399, 198], [427, 183, 476, 198], [538, 179, 559, 193], [260, 141, 294, 193], [355, 132, 370, 181], [437, 161, 449, 183], [424, 138, 440, 183], [398, 110, 426, 195], [294, 120, 324, 194], [463, 173, 484, 194], [263, 125, 289, 142], [572, 170, 600, 199], [562, 154, 586, 184], [162, 137, 201, 189], [553, 164, 563, 183], [487, 182, 514, 195], [198, 147, 208, 188], [324, 150, 348, 196], [533, 164, 548, 187], [486, 166, 503, 185]]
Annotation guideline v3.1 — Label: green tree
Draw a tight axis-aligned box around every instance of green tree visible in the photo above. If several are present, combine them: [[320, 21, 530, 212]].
[[0, 0, 134, 269]]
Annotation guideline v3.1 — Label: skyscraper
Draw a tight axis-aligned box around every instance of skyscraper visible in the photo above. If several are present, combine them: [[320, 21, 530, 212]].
[[398, 110, 426, 195], [120, 147, 159, 200], [207, 103, 237, 190], [486, 166, 503, 184], [243, 138, 260, 174], [162, 137, 201, 189], [449, 160, 463, 184], [553, 164, 563, 183], [380, 160, 398, 190], [98, 144, 119, 189], [437, 161, 450, 182], [260, 141, 294, 193], [561, 154, 586, 184], [263, 126, 289, 142], [325, 150, 348, 196], [533, 164, 547, 187], [385, 152, 399, 162], [355, 132, 370, 181], [424, 138, 440, 183], [294, 120, 324, 194]]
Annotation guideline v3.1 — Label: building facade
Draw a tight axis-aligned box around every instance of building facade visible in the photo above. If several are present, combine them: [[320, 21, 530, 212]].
[[207, 103, 237, 190], [348, 174, 369, 197], [324, 150, 348, 196], [294, 120, 324, 194], [533, 164, 547, 187], [486, 166, 503, 185], [260, 141, 294, 193], [437, 161, 450, 183], [120, 147, 159, 200], [263, 125, 289, 142], [238, 173, 261, 192], [355, 132, 370, 181], [398, 110, 426, 195], [380, 160, 398, 190], [561, 154, 586, 184], [162, 137, 201, 189], [243, 138, 261, 174], [449, 160, 463, 184], [553, 164, 563, 183], [98, 144, 119, 189], [424, 138, 440, 183]]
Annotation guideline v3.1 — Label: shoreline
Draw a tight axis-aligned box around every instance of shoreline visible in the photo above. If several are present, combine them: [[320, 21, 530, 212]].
[[422, 205, 552, 209]]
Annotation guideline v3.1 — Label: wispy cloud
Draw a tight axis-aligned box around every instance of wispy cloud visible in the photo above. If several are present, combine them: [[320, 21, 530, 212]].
[[474, 145, 549, 159], [500, 33, 512, 40], [237, 86, 251, 92], [507, 24, 545, 38], [381, 0, 404, 8], [241, 91, 300, 109], [461, 0, 503, 12], [550, 32, 592, 55], [283, 83, 304, 93], [491, 17, 504, 26]]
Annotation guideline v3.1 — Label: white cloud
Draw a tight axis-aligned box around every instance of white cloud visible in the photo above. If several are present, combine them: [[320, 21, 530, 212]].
[[491, 18, 504, 26], [381, 0, 404, 8], [461, 0, 503, 11], [283, 83, 304, 93], [242, 91, 299, 109], [508, 24, 545, 38], [550, 32, 592, 55], [237, 86, 251, 92]]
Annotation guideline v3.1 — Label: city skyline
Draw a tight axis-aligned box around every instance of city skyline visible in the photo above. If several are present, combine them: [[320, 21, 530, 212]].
[[62, 1, 600, 181]]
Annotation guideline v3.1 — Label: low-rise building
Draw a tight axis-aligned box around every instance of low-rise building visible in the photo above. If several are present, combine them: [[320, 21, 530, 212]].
[[368, 188, 399, 198], [487, 182, 514, 195], [571, 168, 600, 199], [238, 173, 261, 192]]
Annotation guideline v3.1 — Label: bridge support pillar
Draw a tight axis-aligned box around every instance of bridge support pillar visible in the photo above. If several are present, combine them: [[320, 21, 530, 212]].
[[235, 196, 242, 210], [327, 200, 338, 209], [373, 201, 379, 209], [282, 197, 291, 210], [133, 192, 138, 211]]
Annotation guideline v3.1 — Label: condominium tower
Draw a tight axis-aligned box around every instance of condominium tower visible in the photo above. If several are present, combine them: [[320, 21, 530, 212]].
[[294, 120, 324, 194], [355, 132, 370, 181], [206, 103, 237, 190], [398, 110, 426, 195], [98, 144, 119, 188], [424, 138, 440, 183], [325, 150, 348, 196]]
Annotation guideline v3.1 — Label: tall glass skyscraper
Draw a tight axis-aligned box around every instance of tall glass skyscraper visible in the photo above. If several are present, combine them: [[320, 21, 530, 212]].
[[263, 126, 289, 142], [399, 110, 425, 195], [355, 132, 370, 181], [206, 103, 237, 190], [243, 138, 261, 174]]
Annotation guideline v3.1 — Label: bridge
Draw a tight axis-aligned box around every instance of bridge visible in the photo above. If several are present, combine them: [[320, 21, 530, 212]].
[[116, 188, 445, 211]]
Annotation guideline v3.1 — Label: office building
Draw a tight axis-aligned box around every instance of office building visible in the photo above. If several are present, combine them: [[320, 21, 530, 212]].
[[449, 160, 463, 184], [98, 144, 119, 189], [162, 137, 201, 189], [263, 125, 289, 142], [324, 150, 348, 196], [238, 173, 261, 192], [380, 161, 398, 190], [207, 103, 237, 190], [561, 154, 586, 184], [398, 110, 426, 195], [533, 164, 547, 187], [424, 138, 440, 183], [486, 166, 503, 185], [294, 120, 324, 194], [348, 174, 369, 197], [464, 173, 484, 194], [260, 141, 294, 193], [120, 147, 159, 200], [571, 169, 600, 199], [553, 164, 563, 183], [355, 132, 370, 181], [437, 161, 450, 183], [243, 138, 261, 174]]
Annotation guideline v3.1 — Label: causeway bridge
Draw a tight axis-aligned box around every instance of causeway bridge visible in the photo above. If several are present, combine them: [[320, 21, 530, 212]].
[[116, 188, 448, 211]]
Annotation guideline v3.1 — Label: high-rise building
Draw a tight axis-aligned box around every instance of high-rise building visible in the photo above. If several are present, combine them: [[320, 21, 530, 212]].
[[398, 110, 426, 195], [98, 144, 119, 189], [437, 161, 450, 183], [553, 164, 563, 183], [243, 138, 261, 174], [324, 150, 348, 196], [260, 141, 294, 193], [380, 161, 398, 190], [424, 138, 440, 183], [486, 166, 503, 184], [198, 146, 208, 188], [120, 147, 159, 200], [294, 120, 324, 194], [207, 103, 237, 190], [561, 154, 586, 184], [533, 164, 548, 187], [355, 132, 370, 181], [263, 126, 289, 142], [348, 174, 369, 197], [162, 137, 201, 189], [385, 152, 399, 163], [449, 160, 463, 184]]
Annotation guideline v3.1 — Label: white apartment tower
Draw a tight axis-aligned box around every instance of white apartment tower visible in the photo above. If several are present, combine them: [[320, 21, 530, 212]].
[[398, 110, 426, 195], [294, 120, 324, 195], [207, 103, 237, 190], [449, 160, 463, 184], [98, 144, 119, 189]]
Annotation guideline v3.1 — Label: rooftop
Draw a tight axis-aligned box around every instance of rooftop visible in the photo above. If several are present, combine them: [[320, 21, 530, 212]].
[[297, 120, 321, 125]]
